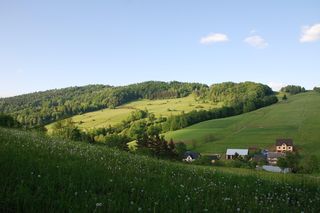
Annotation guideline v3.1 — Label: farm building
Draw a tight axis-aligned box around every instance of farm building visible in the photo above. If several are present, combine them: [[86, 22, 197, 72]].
[[226, 149, 248, 160], [267, 152, 286, 165], [183, 151, 200, 162], [276, 139, 294, 153]]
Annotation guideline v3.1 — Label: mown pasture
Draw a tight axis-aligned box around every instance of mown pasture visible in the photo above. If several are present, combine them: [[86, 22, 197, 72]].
[[166, 92, 320, 157]]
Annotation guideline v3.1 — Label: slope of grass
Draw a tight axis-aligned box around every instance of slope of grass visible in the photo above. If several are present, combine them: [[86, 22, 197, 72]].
[[46, 95, 221, 130], [166, 92, 320, 157], [1, 127, 320, 212]]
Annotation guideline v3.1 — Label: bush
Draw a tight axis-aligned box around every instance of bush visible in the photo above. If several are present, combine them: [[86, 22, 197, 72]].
[[300, 155, 319, 174], [193, 156, 212, 166]]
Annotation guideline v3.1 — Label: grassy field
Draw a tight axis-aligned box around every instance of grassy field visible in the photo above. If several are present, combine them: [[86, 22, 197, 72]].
[[166, 92, 320, 157], [1, 127, 320, 212], [46, 95, 221, 130]]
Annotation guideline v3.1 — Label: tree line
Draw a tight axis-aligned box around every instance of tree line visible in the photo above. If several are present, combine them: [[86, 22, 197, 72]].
[[0, 81, 207, 127], [281, 85, 306, 95], [314, 87, 320, 93]]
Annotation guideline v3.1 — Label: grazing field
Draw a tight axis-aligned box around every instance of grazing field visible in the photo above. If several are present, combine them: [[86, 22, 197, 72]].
[[166, 92, 320, 157], [1, 127, 320, 212], [46, 95, 220, 130]]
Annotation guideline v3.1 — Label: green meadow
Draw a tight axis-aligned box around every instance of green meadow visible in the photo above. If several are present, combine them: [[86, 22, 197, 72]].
[[1, 127, 320, 212], [46, 95, 220, 130], [166, 92, 320, 157]]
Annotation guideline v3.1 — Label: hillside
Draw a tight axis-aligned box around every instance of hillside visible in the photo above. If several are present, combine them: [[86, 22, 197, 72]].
[[1, 127, 320, 212], [46, 95, 221, 130], [44, 82, 277, 133], [166, 92, 320, 157], [0, 81, 206, 127]]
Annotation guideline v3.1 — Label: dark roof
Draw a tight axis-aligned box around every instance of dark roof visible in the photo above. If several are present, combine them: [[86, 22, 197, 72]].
[[184, 151, 200, 159], [276, 139, 293, 146]]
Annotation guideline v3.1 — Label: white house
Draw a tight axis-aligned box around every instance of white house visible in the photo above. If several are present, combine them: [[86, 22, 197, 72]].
[[183, 151, 200, 163], [226, 149, 249, 160]]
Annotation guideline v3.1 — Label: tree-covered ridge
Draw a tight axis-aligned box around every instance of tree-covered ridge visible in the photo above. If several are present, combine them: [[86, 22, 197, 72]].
[[280, 85, 306, 95], [0, 81, 207, 127], [207, 81, 274, 105], [164, 82, 278, 131]]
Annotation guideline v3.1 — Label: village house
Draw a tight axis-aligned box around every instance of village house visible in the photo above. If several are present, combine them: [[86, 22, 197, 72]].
[[226, 149, 248, 160], [276, 139, 294, 153], [183, 151, 200, 162], [267, 152, 286, 165]]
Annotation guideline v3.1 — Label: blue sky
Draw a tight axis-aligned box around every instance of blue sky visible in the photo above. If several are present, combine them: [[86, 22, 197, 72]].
[[1, 0, 320, 97]]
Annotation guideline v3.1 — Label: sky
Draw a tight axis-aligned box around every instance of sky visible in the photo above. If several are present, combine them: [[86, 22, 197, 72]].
[[1, 0, 320, 97]]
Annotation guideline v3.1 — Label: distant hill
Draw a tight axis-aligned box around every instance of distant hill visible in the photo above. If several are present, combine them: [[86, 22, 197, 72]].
[[166, 92, 320, 157], [44, 81, 277, 133], [1, 81, 277, 131], [0, 81, 206, 127]]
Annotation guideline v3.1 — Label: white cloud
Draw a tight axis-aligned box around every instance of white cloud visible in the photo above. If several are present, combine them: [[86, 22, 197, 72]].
[[250, 29, 257, 34], [244, 35, 268, 48], [267, 82, 287, 91], [200, 33, 229, 44], [300, 23, 320, 42]]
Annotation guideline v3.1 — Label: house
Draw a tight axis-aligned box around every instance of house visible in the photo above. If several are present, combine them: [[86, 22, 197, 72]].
[[183, 151, 200, 162], [226, 149, 248, 160], [267, 152, 286, 165], [276, 139, 294, 153]]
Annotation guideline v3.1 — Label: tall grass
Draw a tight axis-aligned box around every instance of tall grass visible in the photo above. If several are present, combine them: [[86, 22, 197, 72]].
[[1, 128, 319, 212]]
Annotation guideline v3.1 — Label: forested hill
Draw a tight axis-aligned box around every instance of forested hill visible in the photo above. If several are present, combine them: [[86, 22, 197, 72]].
[[0, 81, 207, 127]]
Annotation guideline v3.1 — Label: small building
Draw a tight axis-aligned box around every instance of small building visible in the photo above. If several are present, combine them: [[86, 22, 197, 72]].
[[267, 152, 285, 165], [276, 139, 294, 153], [226, 149, 248, 160], [183, 151, 200, 162]]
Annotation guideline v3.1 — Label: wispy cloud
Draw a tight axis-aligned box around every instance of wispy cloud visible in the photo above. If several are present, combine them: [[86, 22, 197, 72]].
[[250, 29, 257, 34], [200, 33, 229, 44], [244, 35, 268, 49], [300, 23, 320, 43], [268, 82, 286, 91]]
